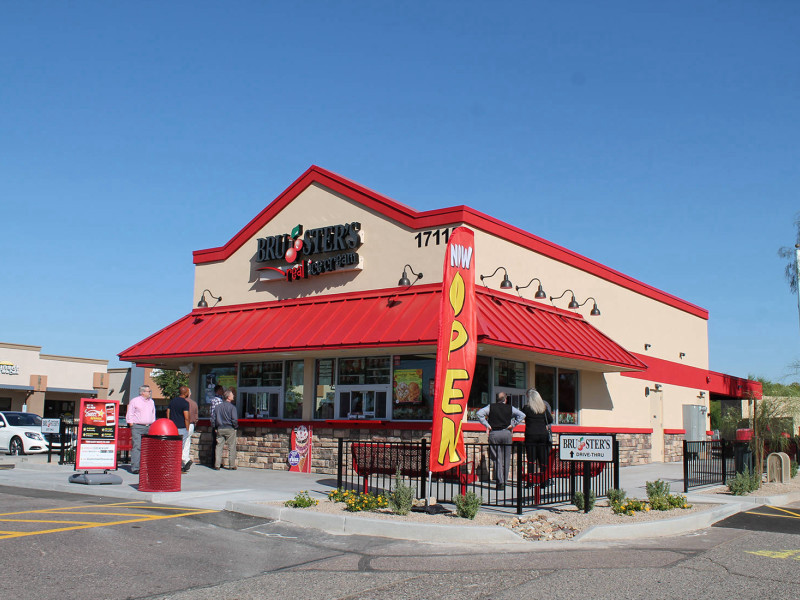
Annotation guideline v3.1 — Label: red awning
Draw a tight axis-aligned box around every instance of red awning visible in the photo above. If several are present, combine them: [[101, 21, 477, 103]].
[[119, 284, 645, 372]]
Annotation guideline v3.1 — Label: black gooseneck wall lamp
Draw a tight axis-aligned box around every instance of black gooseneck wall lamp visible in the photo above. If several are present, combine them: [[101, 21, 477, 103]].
[[197, 289, 222, 308], [549, 289, 580, 309], [480, 266, 513, 289], [398, 264, 423, 287], [515, 277, 547, 299], [576, 296, 601, 316]]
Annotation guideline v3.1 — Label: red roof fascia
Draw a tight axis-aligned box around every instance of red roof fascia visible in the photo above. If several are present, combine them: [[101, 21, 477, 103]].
[[119, 284, 645, 371], [621, 354, 762, 399], [192, 166, 708, 320]]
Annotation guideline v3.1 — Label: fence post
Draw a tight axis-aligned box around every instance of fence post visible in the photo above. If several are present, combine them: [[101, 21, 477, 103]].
[[421, 439, 428, 500], [721, 440, 727, 486], [682, 439, 689, 493], [613, 437, 620, 491], [59, 420, 66, 465], [516, 442, 523, 515], [336, 438, 343, 490]]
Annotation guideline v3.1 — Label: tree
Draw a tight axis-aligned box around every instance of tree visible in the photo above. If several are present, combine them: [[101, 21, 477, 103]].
[[777, 212, 800, 294], [151, 369, 188, 401]]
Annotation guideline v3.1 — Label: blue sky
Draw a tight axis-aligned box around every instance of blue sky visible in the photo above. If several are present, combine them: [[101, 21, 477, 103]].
[[1, 2, 798, 382]]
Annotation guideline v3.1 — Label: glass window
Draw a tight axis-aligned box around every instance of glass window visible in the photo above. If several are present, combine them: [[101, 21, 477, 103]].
[[338, 357, 390, 385], [392, 355, 434, 421], [535, 365, 578, 424], [557, 370, 578, 424], [467, 356, 491, 418], [283, 360, 304, 419], [314, 359, 335, 419], [494, 359, 526, 389], [240, 361, 282, 387], [198, 364, 239, 417]]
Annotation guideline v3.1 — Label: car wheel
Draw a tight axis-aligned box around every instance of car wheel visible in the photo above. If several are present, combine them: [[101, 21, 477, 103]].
[[9, 437, 25, 456]]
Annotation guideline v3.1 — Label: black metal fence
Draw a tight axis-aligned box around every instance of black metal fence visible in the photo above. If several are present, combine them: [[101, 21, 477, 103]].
[[683, 437, 800, 492], [336, 437, 620, 514]]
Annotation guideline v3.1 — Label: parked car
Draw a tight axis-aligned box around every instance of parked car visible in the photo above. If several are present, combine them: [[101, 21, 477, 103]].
[[0, 412, 49, 455]]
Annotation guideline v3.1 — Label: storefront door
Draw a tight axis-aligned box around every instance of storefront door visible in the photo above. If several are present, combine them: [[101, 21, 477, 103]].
[[239, 387, 281, 419], [336, 385, 390, 419]]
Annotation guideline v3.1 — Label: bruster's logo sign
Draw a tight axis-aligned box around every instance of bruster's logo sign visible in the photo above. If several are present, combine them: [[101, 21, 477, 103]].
[[256, 222, 362, 282]]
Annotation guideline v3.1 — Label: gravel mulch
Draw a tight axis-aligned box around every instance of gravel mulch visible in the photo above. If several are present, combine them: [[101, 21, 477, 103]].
[[272, 495, 711, 542], [697, 473, 800, 497]]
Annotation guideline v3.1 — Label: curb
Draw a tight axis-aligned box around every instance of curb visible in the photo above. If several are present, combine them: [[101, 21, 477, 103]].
[[226, 501, 523, 543], [574, 502, 742, 542]]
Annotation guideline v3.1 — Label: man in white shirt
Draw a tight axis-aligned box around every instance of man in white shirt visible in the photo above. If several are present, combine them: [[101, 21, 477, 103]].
[[125, 385, 156, 474]]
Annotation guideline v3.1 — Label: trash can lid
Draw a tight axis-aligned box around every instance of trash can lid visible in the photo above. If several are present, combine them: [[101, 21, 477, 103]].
[[149, 418, 179, 436]]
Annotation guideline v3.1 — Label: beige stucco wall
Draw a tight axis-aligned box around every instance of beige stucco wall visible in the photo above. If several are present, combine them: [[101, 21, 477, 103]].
[[186, 178, 714, 462], [0, 342, 108, 413]]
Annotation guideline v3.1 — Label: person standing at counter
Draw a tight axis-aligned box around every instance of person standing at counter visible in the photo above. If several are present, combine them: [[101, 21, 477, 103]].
[[209, 384, 224, 466], [125, 385, 156, 474], [476, 392, 524, 490], [214, 390, 238, 470], [182, 390, 199, 473], [167, 386, 191, 472], [522, 388, 553, 487]]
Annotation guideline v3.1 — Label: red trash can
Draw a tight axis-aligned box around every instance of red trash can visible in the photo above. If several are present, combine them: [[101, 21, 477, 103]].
[[139, 421, 183, 492], [735, 428, 753, 441]]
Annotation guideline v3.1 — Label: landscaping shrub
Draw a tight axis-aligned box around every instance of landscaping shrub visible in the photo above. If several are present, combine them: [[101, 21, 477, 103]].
[[327, 488, 388, 511], [645, 479, 671, 501], [389, 469, 415, 516], [611, 497, 649, 516], [727, 467, 762, 495], [572, 490, 596, 512], [285, 490, 318, 508], [454, 491, 482, 519], [791, 460, 798, 479], [606, 488, 626, 505]]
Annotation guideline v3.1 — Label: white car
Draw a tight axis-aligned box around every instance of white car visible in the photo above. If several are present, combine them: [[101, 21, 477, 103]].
[[0, 412, 49, 455]]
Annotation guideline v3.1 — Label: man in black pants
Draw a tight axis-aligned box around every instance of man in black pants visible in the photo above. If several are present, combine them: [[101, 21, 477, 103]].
[[476, 392, 525, 490]]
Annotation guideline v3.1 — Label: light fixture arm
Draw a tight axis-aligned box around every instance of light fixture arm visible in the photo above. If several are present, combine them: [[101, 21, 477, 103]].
[[197, 289, 222, 308], [515, 277, 547, 299], [398, 264, 423, 287], [576, 296, 601, 316], [550, 289, 580, 309], [480, 266, 513, 289]]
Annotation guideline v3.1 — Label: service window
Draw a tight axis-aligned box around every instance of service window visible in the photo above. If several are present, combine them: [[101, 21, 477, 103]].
[[391, 354, 435, 421], [198, 364, 239, 417], [283, 360, 304, 419], [313, 359, 335, 420]]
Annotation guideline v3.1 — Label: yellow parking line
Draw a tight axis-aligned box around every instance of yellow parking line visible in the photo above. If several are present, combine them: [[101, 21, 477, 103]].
[[0, 509, 217, 540], [766, 506, 800, 518], [748, 512, 800, 520], [0, 519, 99, 525]]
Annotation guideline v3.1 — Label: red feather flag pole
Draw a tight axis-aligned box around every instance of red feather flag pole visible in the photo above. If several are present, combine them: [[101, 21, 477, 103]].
[[429, 227, 477, 473]]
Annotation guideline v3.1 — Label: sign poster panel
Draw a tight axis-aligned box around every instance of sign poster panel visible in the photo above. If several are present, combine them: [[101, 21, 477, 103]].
[[288, 424, 312, 473], [559, 434, 614, 462], [75, 398, 119, 471], [430, 227, 477, 473]]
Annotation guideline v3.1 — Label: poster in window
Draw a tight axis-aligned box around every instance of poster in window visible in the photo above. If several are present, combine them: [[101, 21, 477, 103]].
[[394, 369, 423, 404]]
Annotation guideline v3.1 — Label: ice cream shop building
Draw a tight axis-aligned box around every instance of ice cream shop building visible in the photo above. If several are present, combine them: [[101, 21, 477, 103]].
[[119, 166, 759, 469]]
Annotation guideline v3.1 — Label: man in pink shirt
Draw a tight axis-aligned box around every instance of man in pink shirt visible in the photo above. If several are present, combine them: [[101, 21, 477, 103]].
[[125, 385, 156, 474]]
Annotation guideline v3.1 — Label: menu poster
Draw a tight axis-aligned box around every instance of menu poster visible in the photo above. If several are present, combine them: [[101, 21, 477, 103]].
[[394, 369, 423, 404], [75, 398, 119, 471], [288, 424, 312, 473]]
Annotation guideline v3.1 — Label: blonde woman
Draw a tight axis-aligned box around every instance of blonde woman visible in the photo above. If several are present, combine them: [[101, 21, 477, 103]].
[[522, 388, 553, 487]]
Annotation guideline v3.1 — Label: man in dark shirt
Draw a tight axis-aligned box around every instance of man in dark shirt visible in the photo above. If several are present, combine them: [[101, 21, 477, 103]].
[[476, 392, 525, 490], [214, 390, 238, 470], [166, 386, 191, 472]]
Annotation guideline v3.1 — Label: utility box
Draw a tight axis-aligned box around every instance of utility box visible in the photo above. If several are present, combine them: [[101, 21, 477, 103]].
[[683, 404, 707, 442]]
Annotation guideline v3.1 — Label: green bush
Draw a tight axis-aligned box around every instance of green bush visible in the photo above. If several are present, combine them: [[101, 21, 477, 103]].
[[611, 497, 648, 515], [389, 469, 415, 516], [645, 479, 671, 501], [572, 490, 596, 512], [326, 488, 388, 511], [791, 460, 798, 479], [454, 491, 482, 519], [606, 488, 627, 505], [727, 467, 761, 496], [285, 490, 318, 508]]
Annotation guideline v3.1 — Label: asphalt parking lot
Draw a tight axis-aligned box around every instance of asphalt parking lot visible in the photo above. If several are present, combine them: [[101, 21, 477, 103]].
[[714, 502, 800, 535]]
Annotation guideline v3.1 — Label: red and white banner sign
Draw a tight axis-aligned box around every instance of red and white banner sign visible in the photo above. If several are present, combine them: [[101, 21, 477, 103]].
[[288, 424, 312, 473], [429, 227, 477, 473], [75, 398, 119, 471]]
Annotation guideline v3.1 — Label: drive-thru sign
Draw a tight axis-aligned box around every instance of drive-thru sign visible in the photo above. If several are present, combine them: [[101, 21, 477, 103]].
[[559, 434, 614, 462]]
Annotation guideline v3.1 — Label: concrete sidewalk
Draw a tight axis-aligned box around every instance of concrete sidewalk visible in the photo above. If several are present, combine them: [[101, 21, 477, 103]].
[[1, 454, 796, 543]]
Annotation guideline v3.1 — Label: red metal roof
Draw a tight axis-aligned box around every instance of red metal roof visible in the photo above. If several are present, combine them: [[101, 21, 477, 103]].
[[119, 284, 646, 371]]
